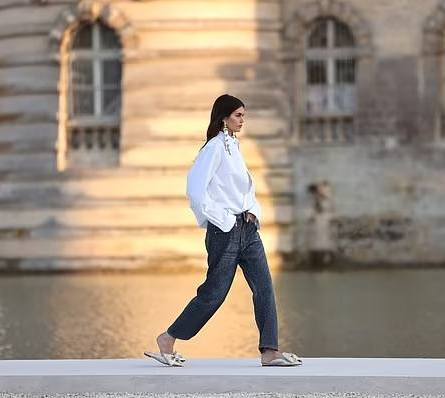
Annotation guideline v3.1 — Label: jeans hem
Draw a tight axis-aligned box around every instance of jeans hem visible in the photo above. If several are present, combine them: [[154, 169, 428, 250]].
[[259, 346, 279, 353], [166, 327, 181, 339]]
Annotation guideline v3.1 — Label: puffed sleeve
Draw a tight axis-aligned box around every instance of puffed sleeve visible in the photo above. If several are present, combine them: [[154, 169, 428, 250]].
[[186, 141, 236, 231]]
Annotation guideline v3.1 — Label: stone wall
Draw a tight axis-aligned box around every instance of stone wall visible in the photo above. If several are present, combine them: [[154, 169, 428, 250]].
[[284, 0, 445, 265], [0, 0, 294, 271], [293, 145, 445, 265], [2, 0, 445, 269]]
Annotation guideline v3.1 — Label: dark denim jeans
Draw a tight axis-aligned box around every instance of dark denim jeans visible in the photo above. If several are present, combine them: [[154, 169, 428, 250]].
[[167, 211, 279, 354]]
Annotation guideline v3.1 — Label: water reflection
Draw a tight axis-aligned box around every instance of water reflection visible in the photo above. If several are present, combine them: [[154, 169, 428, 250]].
[[278, 269, 445, 358], [0, 269, 444, 359]]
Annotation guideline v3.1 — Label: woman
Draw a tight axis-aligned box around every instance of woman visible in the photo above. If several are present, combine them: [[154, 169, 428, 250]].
[[145, 94, 302, 367]]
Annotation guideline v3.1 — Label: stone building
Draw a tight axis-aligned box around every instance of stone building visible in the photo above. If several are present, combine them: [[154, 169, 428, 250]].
[[0, 0, 445, 271]]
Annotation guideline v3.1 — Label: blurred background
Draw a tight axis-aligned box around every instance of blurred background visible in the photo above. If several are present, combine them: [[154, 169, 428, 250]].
[[0, 0, 445, 359]]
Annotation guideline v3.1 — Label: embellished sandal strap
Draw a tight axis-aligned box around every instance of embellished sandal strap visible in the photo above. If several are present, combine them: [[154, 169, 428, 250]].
[[162, 351, 186, 366], [172, 351, 186, 362], [283, 352, 302, 363]]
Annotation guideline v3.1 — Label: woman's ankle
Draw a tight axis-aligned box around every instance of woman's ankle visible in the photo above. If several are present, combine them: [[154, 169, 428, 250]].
[[261, 348, 278, 355]]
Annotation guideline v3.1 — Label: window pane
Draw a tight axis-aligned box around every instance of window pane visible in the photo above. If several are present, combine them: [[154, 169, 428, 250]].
[[102, 60, 122, 85], [72, 89, 94, 115], [71, 60, 93, 85], [72, 24, 93, 49], [333, 85, 356, 113], [100, 24, 121, 49], [308, 19, 328, 48], [306, 86, 329, 115], [336, 59, 356, 83], [103, 89, 121, 115], [307, 60, 327, 84], [335, 21, 355, 47]]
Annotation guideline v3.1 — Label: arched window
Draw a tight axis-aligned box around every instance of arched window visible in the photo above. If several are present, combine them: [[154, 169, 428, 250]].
[[65, 21, 122, 168], [301, 17, 357, 144]]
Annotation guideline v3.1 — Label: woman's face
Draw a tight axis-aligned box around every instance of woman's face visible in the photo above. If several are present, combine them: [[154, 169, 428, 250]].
[[224, 106, 245, 133]]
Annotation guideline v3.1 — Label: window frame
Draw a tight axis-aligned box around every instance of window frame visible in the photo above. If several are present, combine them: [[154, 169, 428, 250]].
[[300, 17, 358, 144], [62, 21, 123, 170]]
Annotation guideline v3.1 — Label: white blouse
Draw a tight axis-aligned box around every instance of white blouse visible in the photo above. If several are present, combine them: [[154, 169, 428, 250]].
[[186, 130, 262, 232]]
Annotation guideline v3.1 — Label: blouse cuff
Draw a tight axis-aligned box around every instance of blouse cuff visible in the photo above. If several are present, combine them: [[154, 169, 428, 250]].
[[202, 201, 236, 232]]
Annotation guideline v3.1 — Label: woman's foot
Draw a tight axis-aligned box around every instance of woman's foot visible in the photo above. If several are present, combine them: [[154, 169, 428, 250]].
[[261, 348, 302, 364], [156, 331, 176, 354], [261, 349, 285, 362], [144, 331, 185, 366]]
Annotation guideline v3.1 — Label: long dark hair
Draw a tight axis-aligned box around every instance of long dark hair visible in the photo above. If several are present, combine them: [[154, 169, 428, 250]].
[[199, 94, 245, 151]]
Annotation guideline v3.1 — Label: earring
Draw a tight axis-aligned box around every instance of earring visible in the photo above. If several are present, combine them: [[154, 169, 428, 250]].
[[233, 130, 239, 147], [229, 125, 239, 150], [222, 120, 232, 155], [223, 120, 230, 136]]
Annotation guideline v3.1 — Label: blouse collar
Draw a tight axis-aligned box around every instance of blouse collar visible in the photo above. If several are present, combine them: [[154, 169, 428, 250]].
[[218, 130, 239, 143], [218, 130, 239, 155]]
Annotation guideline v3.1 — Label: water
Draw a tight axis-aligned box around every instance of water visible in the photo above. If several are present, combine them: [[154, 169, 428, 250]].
[[0, 269, 444, 359]]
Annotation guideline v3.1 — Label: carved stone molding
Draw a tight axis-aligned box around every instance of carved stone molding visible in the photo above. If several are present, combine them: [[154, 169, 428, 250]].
[[423, 0, 445, 55], [281, 0, 374, 61], [48, 0, 138, 62]]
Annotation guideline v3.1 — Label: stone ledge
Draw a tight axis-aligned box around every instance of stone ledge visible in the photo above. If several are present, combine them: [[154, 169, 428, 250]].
[[1, 358, 445, 394]]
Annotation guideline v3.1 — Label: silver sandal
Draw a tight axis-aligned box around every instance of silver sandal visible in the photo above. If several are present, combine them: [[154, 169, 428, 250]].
[[144, 350, 186, 367], [261, 352, 303, 366]]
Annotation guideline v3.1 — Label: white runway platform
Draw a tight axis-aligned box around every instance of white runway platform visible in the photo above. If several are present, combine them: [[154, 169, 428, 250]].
[[1, 357, 445, 394]]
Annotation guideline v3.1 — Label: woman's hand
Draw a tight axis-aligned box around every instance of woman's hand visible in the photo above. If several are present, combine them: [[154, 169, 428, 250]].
[[246, 212, 257, 223]]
